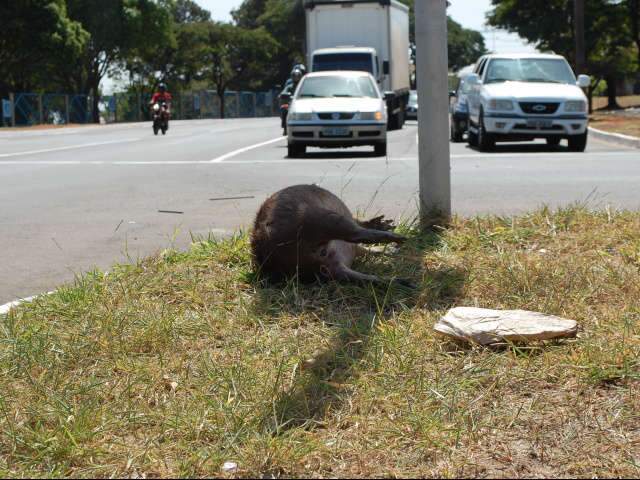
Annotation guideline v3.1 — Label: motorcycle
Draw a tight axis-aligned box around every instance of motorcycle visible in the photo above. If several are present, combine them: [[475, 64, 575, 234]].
[[152, 101, 169, 135], [279, 92, 291, 135]]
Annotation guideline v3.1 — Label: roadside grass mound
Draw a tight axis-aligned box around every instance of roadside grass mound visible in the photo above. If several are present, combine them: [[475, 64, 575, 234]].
[[590, 112, 640, 138], [1, 206, 639, 478]]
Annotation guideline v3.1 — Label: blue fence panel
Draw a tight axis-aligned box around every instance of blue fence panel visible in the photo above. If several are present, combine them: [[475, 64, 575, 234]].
[[69, 95, 91, 124], [6, 89, 279, 126], [42, 94, 67, 124], [14, 93, 39, 126]]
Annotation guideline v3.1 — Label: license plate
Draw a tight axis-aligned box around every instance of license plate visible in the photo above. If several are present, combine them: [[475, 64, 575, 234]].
[[322, 127, 349, 137], [526, 119, 553, 129]]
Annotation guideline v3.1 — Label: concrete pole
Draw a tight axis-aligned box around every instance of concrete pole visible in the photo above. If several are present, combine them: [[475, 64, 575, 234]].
[[574, 0, 586, 74], [416, 0, 451, 222]]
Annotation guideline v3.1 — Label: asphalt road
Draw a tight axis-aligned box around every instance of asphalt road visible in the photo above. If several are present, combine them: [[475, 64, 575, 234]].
[[1, 117, 638, 303]]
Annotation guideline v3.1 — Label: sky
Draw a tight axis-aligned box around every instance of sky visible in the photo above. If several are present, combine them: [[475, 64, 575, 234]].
[[198, 0, 537, 54]]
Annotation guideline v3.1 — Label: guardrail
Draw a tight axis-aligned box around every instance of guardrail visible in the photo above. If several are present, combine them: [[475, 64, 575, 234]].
[[1, 90, 281, 127]]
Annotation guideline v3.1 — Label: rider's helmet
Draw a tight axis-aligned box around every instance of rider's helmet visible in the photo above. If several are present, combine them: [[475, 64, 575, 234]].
[[292, 63, 307, 76], [291, 68, 303, 84], [158, 83, 167, 93]]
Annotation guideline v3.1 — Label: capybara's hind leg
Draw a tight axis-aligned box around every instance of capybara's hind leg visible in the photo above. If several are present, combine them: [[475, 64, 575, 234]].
[[357, 215, 396, 232], [303, 209, 405, 244]]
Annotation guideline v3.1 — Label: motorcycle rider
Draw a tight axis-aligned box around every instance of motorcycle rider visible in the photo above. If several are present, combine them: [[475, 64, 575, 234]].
[[280, 66, 305, 134], [150, 83, 172, 134], [150, 83, 172, 116]]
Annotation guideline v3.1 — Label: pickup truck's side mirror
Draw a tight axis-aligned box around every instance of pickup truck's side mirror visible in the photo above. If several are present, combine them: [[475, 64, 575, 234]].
[[577, 74, 591, 88], [465, 73, 480, 85], [383, 61, 390, 75]]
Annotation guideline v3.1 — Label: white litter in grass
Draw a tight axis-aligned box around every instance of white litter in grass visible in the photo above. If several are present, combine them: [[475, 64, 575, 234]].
[[434, 307, 578, 345], [222, 461, 238, 473]]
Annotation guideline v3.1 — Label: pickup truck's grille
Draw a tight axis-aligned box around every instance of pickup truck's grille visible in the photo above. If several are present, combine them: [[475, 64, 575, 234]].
[[519, 102, 559, 114], [318, 112, 355, 120]]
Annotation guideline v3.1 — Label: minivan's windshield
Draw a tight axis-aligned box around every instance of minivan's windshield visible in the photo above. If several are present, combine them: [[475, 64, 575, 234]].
[[296, 76, 379, 99], [485, 58, 576, 84], [312, 53, 374, 74]]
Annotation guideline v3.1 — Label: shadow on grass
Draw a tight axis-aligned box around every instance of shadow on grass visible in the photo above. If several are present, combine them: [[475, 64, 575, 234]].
[[250, 227, 466, 435]]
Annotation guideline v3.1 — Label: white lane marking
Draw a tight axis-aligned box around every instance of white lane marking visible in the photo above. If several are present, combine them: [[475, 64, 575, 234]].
[[0, 151, 637, 166], [0, 138, 142, 158], [210, 136, 286, 163]]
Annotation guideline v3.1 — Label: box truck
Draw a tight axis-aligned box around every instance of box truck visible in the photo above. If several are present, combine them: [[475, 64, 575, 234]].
[[304, 0, 411, 129]]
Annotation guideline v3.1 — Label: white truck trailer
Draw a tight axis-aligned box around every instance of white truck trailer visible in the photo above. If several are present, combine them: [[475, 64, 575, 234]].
[[304, 0, 411, 129]]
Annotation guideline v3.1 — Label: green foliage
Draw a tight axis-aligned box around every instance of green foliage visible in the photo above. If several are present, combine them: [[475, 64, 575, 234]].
[[488, 0, 639, 106], [447, 17, 488, 71], [205, 23, 279, 116], [0, 0, 88, 96]]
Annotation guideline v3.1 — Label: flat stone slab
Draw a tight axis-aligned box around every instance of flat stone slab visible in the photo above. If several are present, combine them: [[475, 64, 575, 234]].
[[434, 307, 578, 345]]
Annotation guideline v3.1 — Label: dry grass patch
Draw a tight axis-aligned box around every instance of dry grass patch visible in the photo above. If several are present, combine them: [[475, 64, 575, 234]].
[[590, 112, 640, 138], [1, 207, 639, 478]]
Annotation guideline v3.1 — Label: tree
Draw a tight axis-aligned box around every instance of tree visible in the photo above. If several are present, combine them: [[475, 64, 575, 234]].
[[205, 23, 279, 117], [125, 0, 212, 95], [57, 0, 173, 122], [447, 17, 487, 71], [232, 0, 305, 89], [488, 0, 637, 109], [0, 0, 87, 98], [232, 0, 485, 82]]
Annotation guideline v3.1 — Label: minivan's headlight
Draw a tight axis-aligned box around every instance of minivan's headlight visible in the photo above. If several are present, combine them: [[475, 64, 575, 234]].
[[289, 112, 312, 121], [564, 100, 586, 112], [360, 111, 384, 121], [488, 99, 514, 111]]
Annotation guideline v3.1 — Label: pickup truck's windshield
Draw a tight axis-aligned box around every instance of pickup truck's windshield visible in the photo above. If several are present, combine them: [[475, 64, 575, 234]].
[[484, 58, 576, 84], [296, 76, 379, 99], [312, 53, 374, 74]]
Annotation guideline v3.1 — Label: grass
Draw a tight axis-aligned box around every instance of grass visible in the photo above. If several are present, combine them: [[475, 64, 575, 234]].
[[1, 206, 639, 478], [590, 112, 640, 138]]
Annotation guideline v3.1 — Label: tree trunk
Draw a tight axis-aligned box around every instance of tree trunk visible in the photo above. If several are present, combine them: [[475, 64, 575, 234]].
[[587, 78, 602, 113], [217, 89, 225, 119], [605, 76, 620, 110]]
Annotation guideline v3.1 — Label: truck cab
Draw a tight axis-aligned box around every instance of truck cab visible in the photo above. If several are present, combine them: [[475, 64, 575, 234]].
[[304, 0, 410, 130], [310, 47, 384, 86]]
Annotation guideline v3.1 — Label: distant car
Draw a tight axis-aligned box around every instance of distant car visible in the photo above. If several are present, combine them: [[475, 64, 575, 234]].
[[286, 70, 388, 157], [449, 76, 472, 142], [406, 90, 418, 120], [465, 53, 591, 152]]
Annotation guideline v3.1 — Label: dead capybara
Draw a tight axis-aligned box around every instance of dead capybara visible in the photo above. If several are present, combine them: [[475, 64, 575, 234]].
[[251, 184, 408, 285]]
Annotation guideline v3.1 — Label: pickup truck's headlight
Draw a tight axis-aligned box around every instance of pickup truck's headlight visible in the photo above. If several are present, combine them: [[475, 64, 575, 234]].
[[360, 111, 384, 121], [564, 100, 586, 112], [289, 112, 312, 121], [488, 99, 514, 111]]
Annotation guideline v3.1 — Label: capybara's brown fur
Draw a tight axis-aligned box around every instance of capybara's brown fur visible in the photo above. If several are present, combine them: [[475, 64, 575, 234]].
[[251, 184, 406, 284]]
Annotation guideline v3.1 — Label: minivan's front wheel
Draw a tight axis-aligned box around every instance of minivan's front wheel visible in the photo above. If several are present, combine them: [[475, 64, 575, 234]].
[[374, 142, 387, 156], [451, 118, 464, 143], [287, 143, 306, 158], [567, 131, 588, 152]]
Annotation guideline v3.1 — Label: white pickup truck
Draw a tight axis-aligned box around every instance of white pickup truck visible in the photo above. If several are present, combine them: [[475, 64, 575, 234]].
[[465, 53, 591, 152]]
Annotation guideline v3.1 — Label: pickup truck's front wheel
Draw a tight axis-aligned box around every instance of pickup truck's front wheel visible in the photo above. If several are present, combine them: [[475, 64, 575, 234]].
[[477, 110, 495, 152], [567, 131, 588, 152]]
